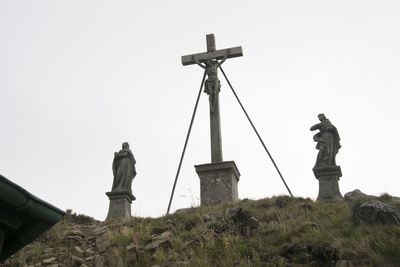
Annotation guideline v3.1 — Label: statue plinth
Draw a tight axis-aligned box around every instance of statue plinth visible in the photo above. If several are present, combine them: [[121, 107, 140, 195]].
[[195, 161, 240, 205], [105, 190, 135, 220], [313, 166, 343, 202]]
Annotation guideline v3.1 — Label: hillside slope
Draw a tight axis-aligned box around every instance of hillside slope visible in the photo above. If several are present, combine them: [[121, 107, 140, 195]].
[[2, 195, 400, 266]]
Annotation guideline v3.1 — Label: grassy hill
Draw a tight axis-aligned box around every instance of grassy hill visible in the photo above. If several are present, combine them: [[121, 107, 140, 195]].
[[2, 195, 400, 266]]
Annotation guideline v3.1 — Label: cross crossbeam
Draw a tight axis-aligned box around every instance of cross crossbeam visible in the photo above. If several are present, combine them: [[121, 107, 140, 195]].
[[181, 46, 243, 66]]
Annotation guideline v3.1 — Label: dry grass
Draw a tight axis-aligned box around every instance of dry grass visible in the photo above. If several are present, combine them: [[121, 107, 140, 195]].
[[3, 195, 400, 266]]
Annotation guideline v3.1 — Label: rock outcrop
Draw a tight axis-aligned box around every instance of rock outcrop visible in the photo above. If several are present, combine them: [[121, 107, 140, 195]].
[[353, 200, 400, 225]]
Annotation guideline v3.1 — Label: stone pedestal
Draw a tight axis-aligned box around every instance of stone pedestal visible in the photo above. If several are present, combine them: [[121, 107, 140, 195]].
[[105, 190, 135, 220], [313, 166, 343, 202], [195, 161, 240, 205]]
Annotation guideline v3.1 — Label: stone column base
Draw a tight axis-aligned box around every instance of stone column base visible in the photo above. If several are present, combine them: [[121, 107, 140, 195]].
[[313, 166, 343, 202], [105, 190, 135, 220], [195, 161, 240, 206]]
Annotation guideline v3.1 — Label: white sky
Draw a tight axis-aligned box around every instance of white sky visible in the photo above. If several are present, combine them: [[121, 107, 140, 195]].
[[1, 1, 400, 220]]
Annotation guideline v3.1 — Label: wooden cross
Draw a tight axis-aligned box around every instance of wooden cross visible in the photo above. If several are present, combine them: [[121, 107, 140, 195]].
[[181, 34, 243, 163]]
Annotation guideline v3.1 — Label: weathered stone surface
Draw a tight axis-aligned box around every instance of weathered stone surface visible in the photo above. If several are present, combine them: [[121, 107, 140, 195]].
[[226, 207, 250, 223], [42, 257, 57, 264], [91, 225, 108, 236], [195, 161, 240, 205], [85, 256, 95, 262], [175, 261, 190, 267], [94, 255, 105, 267], [105, 190, 135, 220], [85, 248, 95, 256], [335, 260, 354, 267], [71, 255, 84, 266], [132, 232, 141, 248], [95, 230, 112, 252], [354, 200, 400, 225], [174, 207, 195, 215], [313, 166, 343, 202], [145, 231, 173, 250], [73, 246, 84, 257], [65, 235, 83, 242], [44, 247, 54, 254], [69, 228, 84, 237], [226, 207, 260, 235], [126, 243, 136, 250], [344, 189, 372, 201]]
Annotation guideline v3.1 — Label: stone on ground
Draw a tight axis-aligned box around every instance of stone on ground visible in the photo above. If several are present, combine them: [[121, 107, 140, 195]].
[[354, 200, 400, 225]]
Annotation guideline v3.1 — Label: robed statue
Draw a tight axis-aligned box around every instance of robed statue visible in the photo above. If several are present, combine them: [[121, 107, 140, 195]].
[[111, 142, 136, 192], [310, 114, 341, 167]]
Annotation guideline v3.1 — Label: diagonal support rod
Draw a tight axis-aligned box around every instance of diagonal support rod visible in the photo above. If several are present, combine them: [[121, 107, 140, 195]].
[[219, 66, 294, 197], [166, 70, 207, 214]]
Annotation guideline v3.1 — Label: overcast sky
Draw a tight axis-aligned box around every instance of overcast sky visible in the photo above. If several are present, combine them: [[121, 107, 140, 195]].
[[1, 1, 400, 220]]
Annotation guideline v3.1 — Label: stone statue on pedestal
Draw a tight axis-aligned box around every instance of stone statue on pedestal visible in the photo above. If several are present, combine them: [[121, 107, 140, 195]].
[[310, 114, 343, 202], [106, 142, 136, 220]]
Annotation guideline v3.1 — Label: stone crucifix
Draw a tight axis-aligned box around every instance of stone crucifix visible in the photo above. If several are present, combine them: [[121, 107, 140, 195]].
[[181, 34, 243, 163]]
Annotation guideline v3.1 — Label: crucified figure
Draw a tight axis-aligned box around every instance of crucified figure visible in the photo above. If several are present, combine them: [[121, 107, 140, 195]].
[[192, 51, 229, 112]]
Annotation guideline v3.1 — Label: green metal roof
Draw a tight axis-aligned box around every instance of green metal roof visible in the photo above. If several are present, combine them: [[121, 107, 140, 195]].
[[0, 174, 65, 262]]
